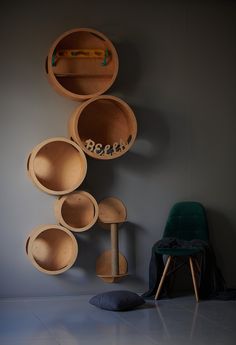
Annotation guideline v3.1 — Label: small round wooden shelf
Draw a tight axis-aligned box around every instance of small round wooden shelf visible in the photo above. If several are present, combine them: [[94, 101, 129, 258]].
[[98, 197, 127, 224], [96, 250, 128, 283], [69, 95, 137, 160], [26, 225, 78, 275], [27, 137, 87, 195], [46, 28, 119, 101], [54, 191, 99, 232]]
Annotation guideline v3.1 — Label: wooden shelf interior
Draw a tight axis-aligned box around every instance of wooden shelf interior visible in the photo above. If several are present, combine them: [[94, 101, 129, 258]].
[[55, 191, 98, 232], [26, 226, 78, 274], [28, 138, 87, 195], [48, 29, 118, 98], [69, 96, 137, 159]]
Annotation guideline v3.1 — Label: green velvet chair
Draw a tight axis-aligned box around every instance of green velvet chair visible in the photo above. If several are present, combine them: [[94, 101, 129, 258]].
[[154, 201, 209, 302]]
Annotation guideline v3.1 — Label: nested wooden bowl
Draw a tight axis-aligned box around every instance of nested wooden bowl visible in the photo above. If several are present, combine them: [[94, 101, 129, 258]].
[[55, 191, 98, 232], [46, 28, 119, 101], [26, 225, 78, 275], [27, 137, 87, 195], [69, 95, 137, 160]]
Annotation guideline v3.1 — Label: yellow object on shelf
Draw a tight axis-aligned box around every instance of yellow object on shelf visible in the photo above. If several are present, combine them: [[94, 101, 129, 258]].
[[52, 49, 109, 67], [57, 49, 106, 58]]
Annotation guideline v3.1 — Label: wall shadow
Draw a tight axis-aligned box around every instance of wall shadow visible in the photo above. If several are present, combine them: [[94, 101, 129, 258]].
[[81, 156, 116, 199], [206, 207, 236, 284], [82, 106, 170, 199], [116, 106, 170, 175], [73, 225, 103, 272], [110, 40, 142, 95]]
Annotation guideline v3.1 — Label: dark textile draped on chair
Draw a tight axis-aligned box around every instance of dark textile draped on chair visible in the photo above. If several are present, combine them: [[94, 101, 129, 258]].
[[142, 238, 236, 300], [142, 202, 236, 300]]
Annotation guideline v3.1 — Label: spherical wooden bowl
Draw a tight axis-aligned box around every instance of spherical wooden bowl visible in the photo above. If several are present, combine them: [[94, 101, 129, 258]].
[[46, 28, 119, 101], [26, 225, 78, 275], [54, 191, 98, 232], [69, 95, 137, 160], [27, 137, 87, 195]]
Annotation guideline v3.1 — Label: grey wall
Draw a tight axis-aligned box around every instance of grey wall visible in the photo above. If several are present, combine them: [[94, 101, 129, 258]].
[[1, 0, 236, 298]]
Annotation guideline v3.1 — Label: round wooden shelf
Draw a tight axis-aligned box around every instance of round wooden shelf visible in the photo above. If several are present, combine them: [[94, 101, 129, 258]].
[[96, 249, 128, 283], [98, 197, 127, 224], [54, 191, 98, 232], [69, 95, 137, 160], [27, 137, 87, 195], [26, 225, 78, 275], [46, 28, 119, 101]]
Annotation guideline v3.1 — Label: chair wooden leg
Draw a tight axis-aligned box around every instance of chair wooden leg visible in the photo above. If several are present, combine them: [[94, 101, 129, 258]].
[[193, 257, 201, 274], [155, 256, 172, 300], [189, 257, 199, 302]]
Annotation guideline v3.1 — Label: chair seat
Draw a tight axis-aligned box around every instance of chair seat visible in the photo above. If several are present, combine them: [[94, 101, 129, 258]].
[[155, 246, 203, 256]]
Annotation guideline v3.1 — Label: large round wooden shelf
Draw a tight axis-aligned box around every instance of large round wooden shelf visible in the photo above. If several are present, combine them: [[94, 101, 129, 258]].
[[96, 250, 128, 283], [69, 95, 137, 160], [54, 191, 98, 232], [46, 28, 119, 101], [27, 137, 87, 195], [26, 225, 78, 275]]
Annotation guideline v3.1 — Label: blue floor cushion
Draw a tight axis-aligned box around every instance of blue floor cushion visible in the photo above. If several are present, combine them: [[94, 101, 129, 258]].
[[89, 290, 145, 311]]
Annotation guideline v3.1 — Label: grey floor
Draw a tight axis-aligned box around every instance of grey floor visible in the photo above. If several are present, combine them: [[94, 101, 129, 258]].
[[0, 294, 236, 345]]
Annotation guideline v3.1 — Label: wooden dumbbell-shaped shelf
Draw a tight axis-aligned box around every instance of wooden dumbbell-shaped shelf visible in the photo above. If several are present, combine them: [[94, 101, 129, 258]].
[[96, 197, 128, 283]]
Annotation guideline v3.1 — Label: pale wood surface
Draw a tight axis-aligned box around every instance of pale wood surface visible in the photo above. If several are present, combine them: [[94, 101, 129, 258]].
[[96, 274, 128, 283], [98, 197, 127, 224], [68, 95, 137, 160], [111, 223, 119, 275], [46, 28, 119, 101], [189, 257, 200, 302], [27, 137, 87, 195], [96, 249, 128, 283], [54, 191, 98, 232], [155, 256, 172, 300], [26, 225, 78, 275]]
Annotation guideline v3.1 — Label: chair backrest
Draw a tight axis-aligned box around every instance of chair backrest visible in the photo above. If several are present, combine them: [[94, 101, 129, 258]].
[[163, 201, 209, 241]]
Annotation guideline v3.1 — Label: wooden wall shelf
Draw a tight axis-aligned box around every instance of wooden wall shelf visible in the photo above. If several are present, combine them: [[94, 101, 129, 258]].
[[27, 137, 87, 195], [54, 191, 99, 232], [46, 28, 119, 101], [26, 225, 78, 275], [69, 95, 137, 160]]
